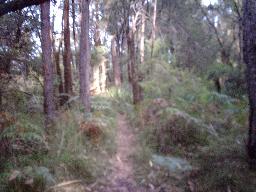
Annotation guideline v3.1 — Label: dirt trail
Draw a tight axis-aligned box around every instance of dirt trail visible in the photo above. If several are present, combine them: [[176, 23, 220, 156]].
[[84, 113, 183, 192], [108, 114, 137, 189], [50, 114, 183, 192], [92, 113, 148, 192]]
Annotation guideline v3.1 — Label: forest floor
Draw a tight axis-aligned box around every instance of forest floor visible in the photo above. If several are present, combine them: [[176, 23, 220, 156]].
[[88, 113, 182, 192], [89, 113, 149, 192]]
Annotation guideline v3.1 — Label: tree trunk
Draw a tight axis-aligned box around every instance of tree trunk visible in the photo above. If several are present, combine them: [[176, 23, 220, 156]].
[[99, 59, 106, 92], [111, 36, 121, 86], [243, 0, 256, 168], [79, 0, 91, 112], [52, 14, 60, 107], [94, 0, 101, 46], [63, 0, 73, 97], [150, 0, 157, 59], [0, 88, 2, 111], [41, 0, 55, 126], [55, 38, 65, 105], [221, 49, 231, 65], [72, 0, 78, 67], [140, 12, 145, 64], [127, 30, 143, 105]]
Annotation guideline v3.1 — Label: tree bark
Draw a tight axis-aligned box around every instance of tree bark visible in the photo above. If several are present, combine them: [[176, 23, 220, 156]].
[[127, 30, 143, 105], [99, 59, 106, 92], [79, 0, 91, 112], [140, 12, 145, 64], [94, 0, 101, 46], [0, 88, 2, 111], [55, 38, 64, 105], [111, 36, 121, 86], [41, 0, 55, 126], [63, 0, 73, 97], [0, 0, 48, 16], [150, 0, 157, 58], [243, 0, 256, 168], [72, 0, 78, 68], [221, 49, 231, 65]]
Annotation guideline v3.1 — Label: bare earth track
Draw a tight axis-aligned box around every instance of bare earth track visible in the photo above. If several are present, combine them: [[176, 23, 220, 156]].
[[93, 114, 148, 192], [51, 114, 182, 192], [89, 113, 183, 192], [87, 114, 150, 192]]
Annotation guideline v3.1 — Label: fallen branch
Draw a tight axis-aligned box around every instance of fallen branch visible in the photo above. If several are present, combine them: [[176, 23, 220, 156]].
[[46, 180, 82, 191]]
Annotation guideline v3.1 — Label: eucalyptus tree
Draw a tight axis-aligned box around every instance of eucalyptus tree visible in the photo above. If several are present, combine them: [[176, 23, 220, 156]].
[[111, 36, 121, 86], [107, 0, 145, 103], [127, 0, 144, 104], [243, 0, 256, 168], [107, 0, 130, 82], [150, 0, 158, 58], [79, 0, 91, 112], [194, 0, 242, 67], [41, 0, 55, 125], [63, 0, 73, 96]]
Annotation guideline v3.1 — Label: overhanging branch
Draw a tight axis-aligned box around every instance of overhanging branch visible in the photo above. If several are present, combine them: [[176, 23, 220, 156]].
[[0, 0, 48, 17]]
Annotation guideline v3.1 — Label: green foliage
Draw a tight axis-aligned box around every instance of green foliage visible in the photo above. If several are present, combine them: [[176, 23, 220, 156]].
[[0, 113, 48, 192], [145, 38, 171, 62], [44, 96, 118, 183], [0, 93, 119, 191], [1, 114, 44, 141], [7, 166, 54, 192], [106, 85, 134, 114], [91, 46, 108, 66], [206, 62, 246, 98], [194, 134, 256, 192], [130, 58, 250, 192], [207, 62, 233, 80]]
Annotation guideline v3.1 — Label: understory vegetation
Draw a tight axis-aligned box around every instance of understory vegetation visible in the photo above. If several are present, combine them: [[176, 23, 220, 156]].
[[127, 61, 253, 192], [2, 0, 256, 191], [0, 60, 254, 192], [0, 86, 119, 191], [0, 57, 253, 192]]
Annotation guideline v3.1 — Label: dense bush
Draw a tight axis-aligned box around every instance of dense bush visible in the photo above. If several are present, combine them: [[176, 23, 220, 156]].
[[130, 60, 252, 192]]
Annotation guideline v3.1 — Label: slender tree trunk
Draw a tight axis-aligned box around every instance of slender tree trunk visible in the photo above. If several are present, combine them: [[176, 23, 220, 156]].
[[128, 12, 144, 104], [117, 39, 124, 82], [55, 38, 64, 105], [238, 20, 243, 69], [140, 12, 145, 64], [52, 13, 61, 107], [71, 0, 77, 68], [92, 0, 106, 93], [99, 59, 106, 92], [79, 0, 91, 112], [57, 12, 65, 105], [52, 14, 57, 75], [126, 32, 132, 83], [94, 0, 101, 46], [243, 0, 256, 168], [111, 36, 121, 86], [127, 59, 132, 83], [0, 88, 2, 111], [221, 49, 230, 65], [41, 0, 55, 126], [63, 0, 73, 97], [127, 29, 143, 104], [150, 0, 157, 59]]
